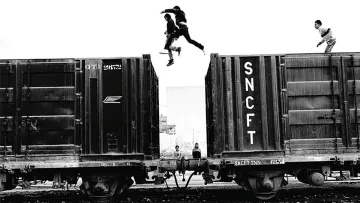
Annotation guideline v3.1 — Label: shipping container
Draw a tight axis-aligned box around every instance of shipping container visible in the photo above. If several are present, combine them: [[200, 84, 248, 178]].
[[205, 54, 284, 157], [206, 53, 360, 157], [0, 54, 159, 159]]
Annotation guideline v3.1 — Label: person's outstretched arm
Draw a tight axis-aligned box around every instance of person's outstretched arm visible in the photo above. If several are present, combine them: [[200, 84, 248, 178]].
[[160, 9, 177, 14], [317, 39, 325, 47]]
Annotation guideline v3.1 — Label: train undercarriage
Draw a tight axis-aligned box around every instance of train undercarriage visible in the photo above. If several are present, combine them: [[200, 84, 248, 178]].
[[1, 152, 360, 202]]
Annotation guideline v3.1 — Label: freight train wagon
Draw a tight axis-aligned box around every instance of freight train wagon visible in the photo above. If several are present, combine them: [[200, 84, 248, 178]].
[[0, 55, 159, 201], [2, 52, 360, 202], [205, 52, 360, 200]]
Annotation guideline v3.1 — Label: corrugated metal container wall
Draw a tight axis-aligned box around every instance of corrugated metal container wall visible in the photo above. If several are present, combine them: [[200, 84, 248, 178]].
[[0, 59, 81, 155], [284, 54, 360, 154], [205, 54, 284, 157], [0, 55, 159, 158], [82, 54, 159, 157]]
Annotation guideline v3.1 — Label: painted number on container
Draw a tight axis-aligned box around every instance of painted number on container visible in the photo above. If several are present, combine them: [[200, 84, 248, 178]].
[[211, 161, 221, 165], [103, 64, 122, 70], [270, 158, 285, 165], [234, 158, 285, 166], [234, 160, 261, 166], [85, 64, 98, 69]]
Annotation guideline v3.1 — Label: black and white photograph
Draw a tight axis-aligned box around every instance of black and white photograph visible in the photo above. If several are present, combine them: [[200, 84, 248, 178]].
[[1, 0, 360, 202]]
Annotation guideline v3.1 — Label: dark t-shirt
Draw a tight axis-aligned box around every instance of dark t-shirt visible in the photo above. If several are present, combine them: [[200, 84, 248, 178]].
[[192, 147, 201, 158], [164, 9, 188, 29], [167, 19, 178, 34]]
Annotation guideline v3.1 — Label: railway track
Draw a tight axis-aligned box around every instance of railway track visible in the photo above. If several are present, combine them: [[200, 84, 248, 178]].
[[2, 172, 360, 203], [1, 183, 360, 203]]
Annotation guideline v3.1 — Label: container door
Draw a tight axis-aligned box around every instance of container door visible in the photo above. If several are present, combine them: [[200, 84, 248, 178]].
[[284, 55, 353, 154], [17, 60, 81, 155], [342, 55, 360, 150], [0, 61, 17, 156]]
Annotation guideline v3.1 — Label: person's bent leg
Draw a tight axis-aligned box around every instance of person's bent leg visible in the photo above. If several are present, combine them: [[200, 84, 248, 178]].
[[167, 49, 174, 66], [325, 40, 336, 53], [183, 29, 204, 50], [169, 36, 177, 51], [160, 36, 172, 54], [169, 32, 182, 56], [169, 45, 177, 52], [168, 49, 173, 60], [164, 33, 179, 49]]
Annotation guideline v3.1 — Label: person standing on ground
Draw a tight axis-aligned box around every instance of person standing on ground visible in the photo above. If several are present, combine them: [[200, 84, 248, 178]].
[[160, 6, 206, 55], [192, 143, 201, 158], [160, 14, 181, 66], [314, 20, 336, 53], [173, 145, 182, 175], [192, 143, 202, 175], [174, 145, 182, 159]]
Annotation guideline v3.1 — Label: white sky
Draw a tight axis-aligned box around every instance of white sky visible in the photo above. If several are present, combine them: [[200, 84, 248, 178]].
[[1, 0, 359, 107]]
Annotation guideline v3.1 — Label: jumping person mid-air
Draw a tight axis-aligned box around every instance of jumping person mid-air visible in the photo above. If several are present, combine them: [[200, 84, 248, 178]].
[[160, 6, 206, 55], [160, 14, 181, 66], [314, 20, 336, 53]]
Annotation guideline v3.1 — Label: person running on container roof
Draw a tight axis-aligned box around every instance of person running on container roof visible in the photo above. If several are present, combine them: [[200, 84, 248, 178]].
[[160, 14, 181, 67], [160, 6, 206, 55], [314, 20, 336, 53]]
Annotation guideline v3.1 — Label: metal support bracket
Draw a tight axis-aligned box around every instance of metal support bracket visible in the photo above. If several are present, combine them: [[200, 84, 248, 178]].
[[20, 164, 34, 174]]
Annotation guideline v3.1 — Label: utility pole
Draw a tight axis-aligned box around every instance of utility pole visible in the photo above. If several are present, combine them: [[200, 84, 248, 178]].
[[193, 129, 195, 145]]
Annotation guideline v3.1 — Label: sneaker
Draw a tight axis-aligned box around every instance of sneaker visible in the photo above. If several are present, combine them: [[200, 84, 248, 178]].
[[202, 48, 206, 55], [176, 47, 182, 56], [159, 49, 168, 54], [167, 59, 174, 66]]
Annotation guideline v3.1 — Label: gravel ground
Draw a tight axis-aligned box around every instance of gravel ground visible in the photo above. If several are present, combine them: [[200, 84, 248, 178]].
[[2, 172, 360, 203]]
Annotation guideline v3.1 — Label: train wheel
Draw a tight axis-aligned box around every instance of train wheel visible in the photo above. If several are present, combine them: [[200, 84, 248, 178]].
[[238, 170, 285, 200], [0, 174, 17, 191], [253, 191, 277, 200], [80, 175, 133, 203]]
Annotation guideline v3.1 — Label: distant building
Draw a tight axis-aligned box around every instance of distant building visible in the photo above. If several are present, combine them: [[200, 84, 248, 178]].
[[160, 115, 167, 133], [166, 125, 176, 135], [160, 115, 176, 135]]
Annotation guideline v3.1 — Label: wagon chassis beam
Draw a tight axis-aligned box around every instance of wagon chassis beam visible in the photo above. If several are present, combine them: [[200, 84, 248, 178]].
[[153, 158, 213, 188]]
